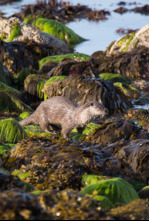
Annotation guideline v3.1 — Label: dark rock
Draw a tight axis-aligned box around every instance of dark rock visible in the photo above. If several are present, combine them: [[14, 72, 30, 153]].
[[0, 40, 38, 76], [114, 7, 128, 14]]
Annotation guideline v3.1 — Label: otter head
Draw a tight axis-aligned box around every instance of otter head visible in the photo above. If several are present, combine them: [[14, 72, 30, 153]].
[[86, 101, 109, 118]]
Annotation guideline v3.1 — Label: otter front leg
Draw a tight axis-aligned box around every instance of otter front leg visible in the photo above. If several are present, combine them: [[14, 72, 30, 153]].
[[61, 126, 72, 139]]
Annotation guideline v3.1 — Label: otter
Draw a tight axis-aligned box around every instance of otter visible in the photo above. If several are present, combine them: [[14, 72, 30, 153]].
[[20, 96, 108, 138]]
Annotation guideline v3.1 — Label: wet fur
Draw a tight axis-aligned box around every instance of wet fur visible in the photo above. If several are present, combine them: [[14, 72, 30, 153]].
[[20, 96, 108, 138]]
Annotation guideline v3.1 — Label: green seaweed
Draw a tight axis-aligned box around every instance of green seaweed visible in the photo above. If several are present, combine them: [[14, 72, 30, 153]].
[[82, 175, 109, 187], [122, 32, 136, 52], [17, 112, 31, 121], [24, 125, 52, 138], [0, 143, 15, 158], [90, 195, 114, 209], [99, 73, 131, 84], [0, 91, 32, 113], [0, 81, 21, 95], [43, 76, 68, 100], [39, 53, 90, 69], [0, 118, 26, 143], [80, 177, 139, 207], [24, 16, 86, 45], [7, 22, 21, 42]]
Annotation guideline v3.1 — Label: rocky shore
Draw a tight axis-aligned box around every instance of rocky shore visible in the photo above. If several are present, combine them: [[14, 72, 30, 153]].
[[0, 0, 149, 220]]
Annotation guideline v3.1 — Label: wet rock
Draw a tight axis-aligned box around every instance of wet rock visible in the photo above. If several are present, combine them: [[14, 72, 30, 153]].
[[0, 39, 38, 76], [106, 199, 149, 220], [132, 4, 149, 15], [14, 0, 110, 24], [92, 47, 149, 80], [42, 75, 131, 114], [116, 28, 139, 35], [108, 24, 149, 55], [114, 7, 128, 14], [0, 191, 52, 220], [0, 118, 26, 143], [125, 108, 149, 131], [0, 17, 70, 61], [132, 80, 149, 95]]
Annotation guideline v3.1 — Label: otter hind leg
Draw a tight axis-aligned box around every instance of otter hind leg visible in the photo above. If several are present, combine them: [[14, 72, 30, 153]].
[[39, 117, 50, 133]]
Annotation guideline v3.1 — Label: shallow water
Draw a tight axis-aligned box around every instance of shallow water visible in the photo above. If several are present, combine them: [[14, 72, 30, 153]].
[[0, 0, 149, 55], [135, 104, 149, 110]]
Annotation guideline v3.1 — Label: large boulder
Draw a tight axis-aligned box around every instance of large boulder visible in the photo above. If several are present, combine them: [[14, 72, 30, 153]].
[[0, 17, 70, 61], [107, 24, 149, 55]]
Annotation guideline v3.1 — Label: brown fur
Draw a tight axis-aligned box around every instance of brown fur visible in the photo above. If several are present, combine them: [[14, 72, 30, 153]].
[[20, 96, 108, 138]]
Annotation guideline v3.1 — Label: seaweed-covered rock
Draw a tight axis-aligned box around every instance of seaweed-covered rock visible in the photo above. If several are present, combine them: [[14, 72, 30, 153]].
[[125, 108, 149, 131], [85, 119, 149, 145], [106, 199, 149, 220], [47, 60, 95, 78], [108, 24, 149, 55], [43, 75, 131, 114], [0, 143, 14, 159], [0, 170, 33, 192], [91, 47, 149, 80], [0, 17, 70, 60], [0, 118, 26, 143], [80, 177, 139, 206], [24, 74, 48, 99], [4, 137, 106, 190], [39, 53, 90, 69], [0, 61, 14, 86], [0, 191, 52, 220], [138, 186, 149, 199], [37, 189, 105, 220], [99, 73, 140, 100], [0, 91, 32, 113], [24, 16, 86, 45]]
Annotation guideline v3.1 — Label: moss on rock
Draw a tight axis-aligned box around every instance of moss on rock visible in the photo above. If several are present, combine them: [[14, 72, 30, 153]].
[[39, 53, 90, 69], [99, 73, 131, 84], [0, 118, 26, 143], [24, 16, 86, 45], [0, 143, 15, 158], [80, 177, 139, 207], [0, 91, 32, 113], [7, 22, 21, 42]]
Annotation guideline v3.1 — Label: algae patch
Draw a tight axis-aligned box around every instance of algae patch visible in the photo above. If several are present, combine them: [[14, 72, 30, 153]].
[[0, 118, 26, 143]]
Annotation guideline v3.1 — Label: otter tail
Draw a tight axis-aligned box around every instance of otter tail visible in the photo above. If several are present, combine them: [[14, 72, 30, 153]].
[[19, 114, 34, 127]]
